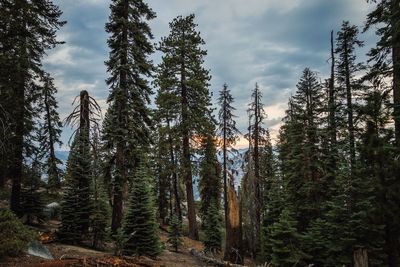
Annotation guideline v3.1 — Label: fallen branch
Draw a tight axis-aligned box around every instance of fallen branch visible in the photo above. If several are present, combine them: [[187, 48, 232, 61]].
[[189, 248, 247, 267]]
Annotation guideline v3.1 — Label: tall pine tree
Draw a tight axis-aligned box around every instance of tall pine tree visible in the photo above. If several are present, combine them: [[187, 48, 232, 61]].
[[0, 0, 65, 215], [216, 83, 242, 263], [157, 14, 213, 240], [103, 0, 155, 232]]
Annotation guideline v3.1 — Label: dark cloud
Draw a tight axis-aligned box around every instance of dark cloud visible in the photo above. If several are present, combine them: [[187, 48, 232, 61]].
[[47, 0, 376, 148]]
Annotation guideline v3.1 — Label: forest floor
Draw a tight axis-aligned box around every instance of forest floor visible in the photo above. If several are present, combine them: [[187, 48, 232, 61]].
[[0, 221, 238, 267]]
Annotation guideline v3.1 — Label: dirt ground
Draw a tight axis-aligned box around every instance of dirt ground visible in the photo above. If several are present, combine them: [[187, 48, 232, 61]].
[[0, 229, 217, 267]]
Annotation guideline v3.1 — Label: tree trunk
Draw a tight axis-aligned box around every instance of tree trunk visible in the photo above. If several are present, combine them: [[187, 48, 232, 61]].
[[328, 30, 337, 167], [111, 0, 129, 233], [253, 87, 261, 255], [388, 2, 400, 265], [44, 88, 59, 189], [353, 248, 368, 267], [183, 132, 198, 240], [392, 0, 400, 147], [10, 57, 25, 216], [168, 120, 182, 221], [180, 28, 198, 240], [224, 177, 243, 264], [222, 98, 229, 238], [343, 33, 356, 177], [79, 90, 90, 234]]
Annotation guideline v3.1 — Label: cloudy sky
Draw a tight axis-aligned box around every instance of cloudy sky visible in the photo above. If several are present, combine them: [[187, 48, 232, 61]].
[[46, 0, 377, 150]]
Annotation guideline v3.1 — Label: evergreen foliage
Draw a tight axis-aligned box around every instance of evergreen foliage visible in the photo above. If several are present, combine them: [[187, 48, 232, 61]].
[[243, 83, 271, 255], [203, 201, 222, 254], [123, 162, 161, 257], [20, 163, 45, 225], [104, 0, 156, 232], [59, 131, 92, 243], [167, 213, 182, 252], [199, 134, 221, 218], [270, 208, 309, 267], [37, 73, 63, 191], [157, 14, 213, 240], [0, 0, 65, 215], [0, 209, 34, 258]]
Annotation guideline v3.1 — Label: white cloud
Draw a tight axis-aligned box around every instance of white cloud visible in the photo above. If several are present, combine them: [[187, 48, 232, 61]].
[[44, 46, 80, 66]]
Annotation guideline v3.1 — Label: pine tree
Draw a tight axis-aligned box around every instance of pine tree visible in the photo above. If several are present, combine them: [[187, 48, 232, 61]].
[[59, 91, 94, 242], [203, 200, 222, 254], [123, 162, 161, 257], [167, 213, 182, 252], [270, 208, 309, 267], [59, 130, 92, 243], [154, 70, 182, 221], [216, 83, 242, 262], [335, 21, 364, 178], [199, 134, 221, 218], [289, 68, 324, 231], [244, 83, 270, 255], [364, 0, 400, 146], [277, 69, 327, 264], [0, 0, 65, 215], [157, 14, 213, 240], [91, 132, 110, 249], [104, 0, 156, 232], [20, 161, 45, 225], [364, 1, 400, 265], [38, 73, 63, 191]]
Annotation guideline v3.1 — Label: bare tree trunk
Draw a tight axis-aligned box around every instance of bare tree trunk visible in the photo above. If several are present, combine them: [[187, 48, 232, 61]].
[[79, 90, 90, 234], [354, 248, 368, 267], [224, 176, 243, 264], [328, 30, 337, 170], [253, 88, 261, 255], [343, 32, 356, 177]]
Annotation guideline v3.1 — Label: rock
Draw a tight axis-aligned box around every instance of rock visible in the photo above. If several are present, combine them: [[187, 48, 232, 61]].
[[27, 240, 54, 259]]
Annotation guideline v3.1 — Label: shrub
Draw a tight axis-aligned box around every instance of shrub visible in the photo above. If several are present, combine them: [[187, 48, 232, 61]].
[[0, 209, 34, 258]]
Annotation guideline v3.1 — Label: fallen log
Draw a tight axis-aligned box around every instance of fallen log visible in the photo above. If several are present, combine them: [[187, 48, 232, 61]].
[[189, 248, 247, 267]]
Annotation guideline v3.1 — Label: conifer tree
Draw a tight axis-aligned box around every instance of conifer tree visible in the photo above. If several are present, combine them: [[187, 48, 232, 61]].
[[325, 30, 338, 195], [364, 2, 400, 264], [104, 0, 156, 232], [270, 208, 308, 267], [259, 173, 283, 264], [123, 162, 161, 257], [154, 68, 182, 221], [203, 200, 222, 254], [20, 161, 45, 225], [335, 21, 364, 177], [58, 133, 89, 243], [38, 73, 63, 191], [91, 132, 110, 249], [167, 213, 182, 252], [0, 0, 65, 215], [289, 68, 324, 231], [216, 83, 242, 262], [157, 14, 213, 240], [199, 134, 221, 218], [364, 0, 400, 146], [244, 83, 270, 255], [59, 91, 95, 242]]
